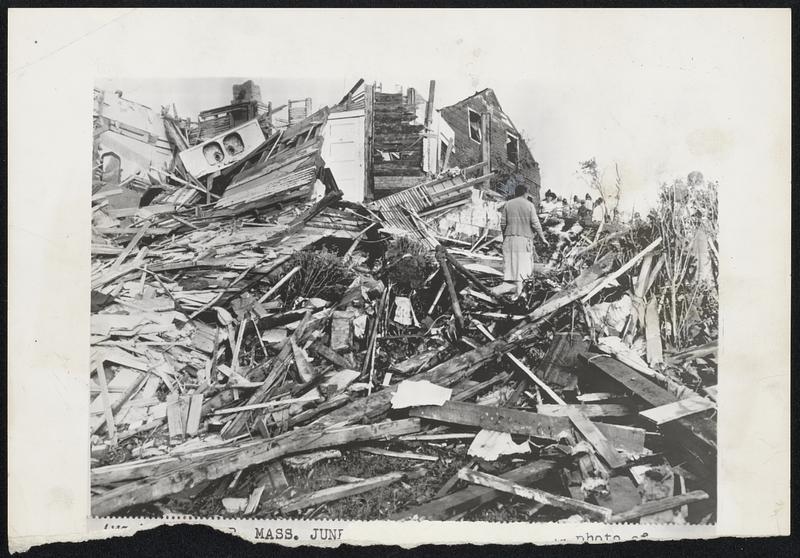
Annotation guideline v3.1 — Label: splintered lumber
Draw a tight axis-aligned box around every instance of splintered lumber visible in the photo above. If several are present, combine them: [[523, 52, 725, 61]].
[[409, 400, 644, 455], [639, 396, 715, 425], [445, 249, 509, 304], [473, 320, 566, 404], [311, 342, 351, 369], [457, 469, 612, 521], [94, 361, 118, 445], [609, 490, 709, 523], [537, 403, 635, 418], [314, 319, 546, 429], [280, 471, 406, 513], [644, 297, 664, 365], [212, 395, 322, 415], [360, 447, 438, 462], [392, 459, 560, 520], [579, 353, 716, 475], [409, 401, 572, 441], [185, 394, 204, 436], [537, 332, 587, 390], [222, 332, 296, 439], [567, 410, 627, 469], [91, 418, 423, 516], [257, 266, 300, 304], [109, 221, 151, 271], [284, 450, 342, 471], [581, 237, 663, 304], [436, 245, 464, 331], [290, 338, 315, 383]]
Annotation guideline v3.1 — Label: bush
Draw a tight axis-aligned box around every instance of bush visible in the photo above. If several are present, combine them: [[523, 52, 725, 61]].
[[281, 249, 355, 305]]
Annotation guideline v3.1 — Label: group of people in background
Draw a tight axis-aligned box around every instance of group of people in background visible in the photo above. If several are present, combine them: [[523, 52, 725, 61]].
[[539, 189, 606, 226]]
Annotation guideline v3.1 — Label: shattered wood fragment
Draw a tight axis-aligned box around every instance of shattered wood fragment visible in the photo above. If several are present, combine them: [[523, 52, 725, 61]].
[[392, 459, 561, 520], [279, 471, 406, 513], [409, 401, 570, 441], [536, 332, 587, 391], [94, 361, 118, 446], [311, 342, 351, 369], [360, 447, 438, 462], [639, 396, 715, 426], [567, 410, 627, 470], [91, 419, 423, 516], [457, 469, 612, 521], [284, 449, 342, 471], [290, 338, 315, 383], [609, 490, 709, 523], [472, 320, 566, 404], [579, 353, 716, 476], [435, 245, 464, 332], [536, 403, 635, 418], [185, 394, 204, 436]]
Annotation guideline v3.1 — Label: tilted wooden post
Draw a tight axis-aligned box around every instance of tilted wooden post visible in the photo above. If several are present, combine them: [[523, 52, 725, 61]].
[[363, 83, 375, 202]]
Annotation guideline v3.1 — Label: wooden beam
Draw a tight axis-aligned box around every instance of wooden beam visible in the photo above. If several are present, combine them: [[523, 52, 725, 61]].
[[579, 353, 716, 475], [580, 237, 663, 303], [91, 419, 423, 516], [639, 395, 715, 425], [567, 410, 627, 469], [536, 403, 635, 418], [392, 459, 560, 520], [363, 83, 375, 202], [424, 80, 436, 129], [472, 320, 566, 404], [94, 361, 118, 446], [609, 490, 709, 523], [279, 471, 406, 513], [360, 447, 438, 462], [408, 400, 571, 441], [436, 245, 464, 332], [458, 469, 612, 521]]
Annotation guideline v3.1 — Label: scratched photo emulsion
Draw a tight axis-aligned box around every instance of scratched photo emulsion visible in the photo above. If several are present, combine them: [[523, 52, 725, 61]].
[[89, 76, 717, 528]]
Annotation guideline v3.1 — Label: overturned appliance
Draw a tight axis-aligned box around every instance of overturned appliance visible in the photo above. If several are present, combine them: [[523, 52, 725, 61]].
[[179, 118, 266, 179]]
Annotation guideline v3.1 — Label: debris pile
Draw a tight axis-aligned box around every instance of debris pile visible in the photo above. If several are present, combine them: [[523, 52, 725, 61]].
[[90, 81, 717, 524]]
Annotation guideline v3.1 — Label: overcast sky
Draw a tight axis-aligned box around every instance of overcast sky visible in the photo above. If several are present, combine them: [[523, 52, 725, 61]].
[[91, 9, 788, 215]]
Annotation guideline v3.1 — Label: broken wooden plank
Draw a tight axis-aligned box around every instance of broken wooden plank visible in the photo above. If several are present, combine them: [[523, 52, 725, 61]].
[[457, 468, 612, 521], [360, 447, 438, 462], [536, 332, 587, 390], [311, 342, 351, 369], [436, 245, 464, 332], [91, 418, 423, 516], [284, 450, 342, 471], [579, 353, 716, 475], [567, 409, 627, 469], [280, 471, 406, 513], [472, 320, 566, 404], [580, 237, 662, 303], [94, 361, 118, 446], [185, 394, 204, 436], [409, 400, 570, 441], [609, 490, 709, 523], [392, 459, 560, 520], [257, 266, 300, 304], [639, 396, 715, 426], [645, 297, 664, 365], [537, 403, 635, 418]]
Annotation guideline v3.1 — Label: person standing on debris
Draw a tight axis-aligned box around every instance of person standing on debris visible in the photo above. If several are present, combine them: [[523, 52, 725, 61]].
[[501, 184, 549, 299]]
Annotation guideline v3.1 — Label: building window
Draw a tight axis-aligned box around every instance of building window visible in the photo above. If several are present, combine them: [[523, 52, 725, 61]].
[[468, 109, 482, 143], [506, 132, 519, 165]]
